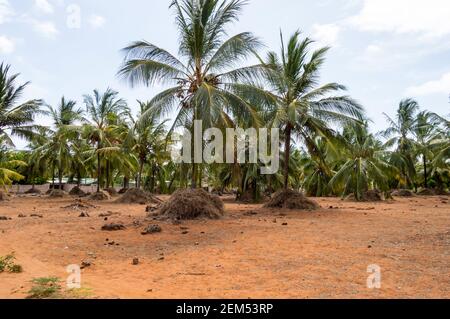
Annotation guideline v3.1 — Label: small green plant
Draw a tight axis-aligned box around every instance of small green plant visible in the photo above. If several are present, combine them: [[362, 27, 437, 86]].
[[9, 264, 23, 273], [26, 277, 62, 299], [67, 287, 94, 299], [0, 253, 23, 273]]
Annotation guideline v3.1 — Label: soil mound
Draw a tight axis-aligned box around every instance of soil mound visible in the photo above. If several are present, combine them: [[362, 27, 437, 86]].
[[365, 190, 384, 201], [118, 188, 128, 194], [104, 187, 118, 197], [391, 189, 415, 197], [236, 189, 268, 204], [48, 189, 68, 198], [345, 190, 385, 202], [115, 188, 161, 205], [69, 186, 87, 197], [156, 189, 224, 220], [419, 189, 449, 196], [89, 191, 111, 201], [24, 188, 42, 195], [63, 199, 97, 210], [264, 189, 319, 210], [417, 189, 439, 196]]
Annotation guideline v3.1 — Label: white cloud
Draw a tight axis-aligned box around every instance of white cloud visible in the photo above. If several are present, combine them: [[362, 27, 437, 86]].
[[34, 0, 54, 14], [0, 0, 14, 24], [365, 44, 382, 55], [349, 0, 450, 38], [311, 23, 340, 48], [31, 20, 59, 38], [405, 72, 450, 96], [89, 15, 106, 29], [0, 35, 15, 54]]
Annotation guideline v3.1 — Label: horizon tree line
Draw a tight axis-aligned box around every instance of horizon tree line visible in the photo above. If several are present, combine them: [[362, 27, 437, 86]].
[[0, 0, 449, 201]]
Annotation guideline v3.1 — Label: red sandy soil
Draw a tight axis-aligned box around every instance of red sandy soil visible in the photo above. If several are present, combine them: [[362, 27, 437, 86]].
[[0, 194, 449, 299]]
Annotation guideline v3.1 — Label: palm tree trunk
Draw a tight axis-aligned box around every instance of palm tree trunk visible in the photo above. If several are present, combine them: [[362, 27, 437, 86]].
[[423, 154, 428, 189], [191, 105, 198, 189], [77, 170, 81, 188], [284, 125, 292, 190], [198, 164, 203, 189], [106, 161, 110, 188], [168, 174, 176, 193], [150, 164, 156, 193], [51, 164, 55, 189], [58, 168, 63, 190], [191, 164, 197, 189], [137, 159, 144, 189], [96, 143, 101, 193]]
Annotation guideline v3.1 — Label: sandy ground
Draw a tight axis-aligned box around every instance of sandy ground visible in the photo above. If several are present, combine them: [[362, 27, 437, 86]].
[[0, 193, 449, 299]]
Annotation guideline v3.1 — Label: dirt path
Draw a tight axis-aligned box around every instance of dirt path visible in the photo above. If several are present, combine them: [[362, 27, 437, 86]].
[[0, 195, 449, 299]]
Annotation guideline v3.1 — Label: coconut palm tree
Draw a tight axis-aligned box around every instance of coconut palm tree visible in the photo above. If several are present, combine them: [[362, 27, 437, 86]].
[[37, 97, 84, 188], [119, 0, 267, 188], [330, 122, 396, 200], [26, 126, 51, 191], [261, 31, 364, 191], [424, 113, 450, 191], [301, 137, 335, 197], [124, 101, 169, 190], [0, 63, 43, 145], [83, 89, 128, 193], [382, 98, 420, 188], [0, 136, 26, 189], [69, 138, 91, 188], [431, 116, 450, 172], [413, 111, 442, 188]]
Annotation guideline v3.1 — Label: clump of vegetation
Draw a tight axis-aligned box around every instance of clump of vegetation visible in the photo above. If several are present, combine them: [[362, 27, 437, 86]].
[[26, 277, 62, 299], [26, 277, 94, 299], [0, 253, 23, 273]]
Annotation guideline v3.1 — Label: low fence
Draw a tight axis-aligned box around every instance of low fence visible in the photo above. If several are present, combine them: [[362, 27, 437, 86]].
[[9, 184, 120, 194]]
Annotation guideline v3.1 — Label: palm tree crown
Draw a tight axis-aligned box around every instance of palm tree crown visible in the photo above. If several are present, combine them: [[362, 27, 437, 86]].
[[262, 31, 365, 189], [119, 0, 268, 187], [0, 63, 43, 146]]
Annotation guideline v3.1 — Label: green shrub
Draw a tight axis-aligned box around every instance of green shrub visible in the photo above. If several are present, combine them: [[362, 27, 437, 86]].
[[27, 277, 62, 299], [0, 253, 23, 273]]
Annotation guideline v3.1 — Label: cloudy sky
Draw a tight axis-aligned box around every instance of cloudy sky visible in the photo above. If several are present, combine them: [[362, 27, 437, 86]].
[[1, 0, 449, 148]]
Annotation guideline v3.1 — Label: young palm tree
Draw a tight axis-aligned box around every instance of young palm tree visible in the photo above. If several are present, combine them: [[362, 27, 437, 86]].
[[262, 31, 364, 191], [83, 89, 128, 193], [124, 101, 168, 190], [27, 126, 51, 191], [330, 122, 395, 200], [0, 136, 26, 190], [0, 63, 43, 145], [382, 98, 420, 188], [37, 97, 84, 188], [301, 137, 335, 197], [119, 0, 266, 188], [431, 116, 450, 171], [413, 111, 442, 188], [69, 138, 91, 188]]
